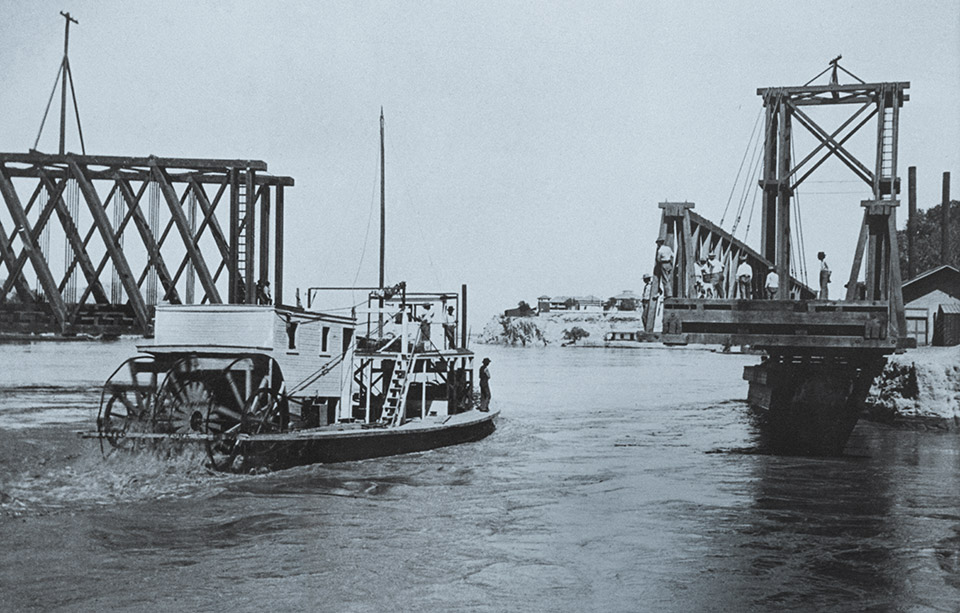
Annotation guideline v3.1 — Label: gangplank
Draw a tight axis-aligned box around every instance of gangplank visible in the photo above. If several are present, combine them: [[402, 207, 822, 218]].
[[650, 62, 913, 454]]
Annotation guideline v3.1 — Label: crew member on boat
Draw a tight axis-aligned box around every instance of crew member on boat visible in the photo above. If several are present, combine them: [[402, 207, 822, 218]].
[[479, 357, 491, 411], [443, 304, 457, 349], [419, 303, 434, 349]]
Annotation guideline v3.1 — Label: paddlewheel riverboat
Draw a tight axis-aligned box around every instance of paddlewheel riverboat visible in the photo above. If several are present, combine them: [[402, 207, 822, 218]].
[[83, 284, 497, 471]]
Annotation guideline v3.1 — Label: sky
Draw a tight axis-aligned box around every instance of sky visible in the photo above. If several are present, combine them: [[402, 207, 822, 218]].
[[1, 0, 958, 329]]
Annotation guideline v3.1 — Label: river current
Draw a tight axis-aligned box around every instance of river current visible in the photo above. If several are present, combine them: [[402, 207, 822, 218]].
[[1, 340, 959, 611]]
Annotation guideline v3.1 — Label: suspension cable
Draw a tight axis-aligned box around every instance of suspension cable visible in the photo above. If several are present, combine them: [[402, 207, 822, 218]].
[[720, 106, 763, 228]]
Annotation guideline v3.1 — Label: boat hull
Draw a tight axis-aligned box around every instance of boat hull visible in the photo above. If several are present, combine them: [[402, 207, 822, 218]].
[[235, 410, 498, 471]]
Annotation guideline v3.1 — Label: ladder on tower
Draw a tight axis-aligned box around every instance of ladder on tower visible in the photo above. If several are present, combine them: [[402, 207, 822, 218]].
[[236, 180, 248, 293], [880, 105, 895, 192]]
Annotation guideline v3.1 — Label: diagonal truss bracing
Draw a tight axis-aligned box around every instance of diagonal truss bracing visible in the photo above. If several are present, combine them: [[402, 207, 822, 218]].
[[0, 152, 293, 336]]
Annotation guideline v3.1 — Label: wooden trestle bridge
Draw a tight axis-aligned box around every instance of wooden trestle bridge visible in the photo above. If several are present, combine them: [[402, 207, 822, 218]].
[[646, 62, 913, 454], [0, 153, 292, 337]]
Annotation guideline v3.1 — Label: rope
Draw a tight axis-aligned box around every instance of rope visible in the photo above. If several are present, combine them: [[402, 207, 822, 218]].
[[721, 106, 763, 228], [352, 148, 381, 288], [33, 62, 64, 151]]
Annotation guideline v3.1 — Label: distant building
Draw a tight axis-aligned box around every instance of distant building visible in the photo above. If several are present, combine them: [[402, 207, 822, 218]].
[[536, 295, 603, 313], [610, 290, 640, 311], [902, 265, 960, 346]]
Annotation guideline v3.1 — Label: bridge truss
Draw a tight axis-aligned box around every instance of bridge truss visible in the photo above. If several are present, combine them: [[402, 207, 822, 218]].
[[0, 152, 293, 336]]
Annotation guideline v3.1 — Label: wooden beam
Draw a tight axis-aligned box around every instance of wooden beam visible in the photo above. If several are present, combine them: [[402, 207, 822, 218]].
[[0, 164, 68, 330], [167, 179, 229, 299], [69, 160, 151, 331], [757, 81, 909, 97], [790, 108, 877, 191], [0, 216, 36, 303], [0, 178, 66, 302], [74, 180, 148, 308], [245, 169, 256, 304], [0, 152, 269, 172], [790, 105, 874, 185], [116, 178, 181, 304], [886, 211, 906, 340], [228, 169, 239, 303], [36, 170, 111, 304], [258, 184, 270, 289], [149, 161, 221, 304]]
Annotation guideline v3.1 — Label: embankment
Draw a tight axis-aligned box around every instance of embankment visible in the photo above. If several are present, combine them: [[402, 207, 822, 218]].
[[865, 347, 960, 426], [477, 312, 645, 346]]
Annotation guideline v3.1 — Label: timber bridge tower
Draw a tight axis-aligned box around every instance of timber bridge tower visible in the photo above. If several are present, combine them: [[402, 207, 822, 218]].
[[0, 13, 293, 338], [650, 60, 912, 454]]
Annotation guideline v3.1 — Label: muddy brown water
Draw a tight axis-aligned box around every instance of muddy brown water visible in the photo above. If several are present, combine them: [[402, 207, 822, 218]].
[[1, 340, 959, 611]]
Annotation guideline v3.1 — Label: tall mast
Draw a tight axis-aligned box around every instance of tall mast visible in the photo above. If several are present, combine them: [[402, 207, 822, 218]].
[[59, 11, 78, 155], [379, 108, 385, 289]]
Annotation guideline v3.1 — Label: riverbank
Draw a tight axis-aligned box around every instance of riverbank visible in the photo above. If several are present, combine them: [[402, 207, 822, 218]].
[[477, 312, 646, 346], [865, 346, 960, 427]]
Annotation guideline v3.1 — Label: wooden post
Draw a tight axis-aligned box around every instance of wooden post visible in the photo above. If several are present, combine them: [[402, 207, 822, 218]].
[[943, 172, 951, 267], [776, 104, 792, 299], [761, 97, 779, 263], [259, 185, 270, 292], [274, 185, 284, 306], [907, 166, 916, 279], [245, 168, 256, 304], [228, 169, 239, 303], [461, 283, 468, 350]]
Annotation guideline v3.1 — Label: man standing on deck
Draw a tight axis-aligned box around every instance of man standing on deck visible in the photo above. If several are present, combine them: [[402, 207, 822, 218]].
[[419, 303, 434, 349], [736, 257, 753, 300], [818, 251, 831, 300], [655, 238, 675, 298], [443, 305, 457, 349], [479, 357, 491, 411]]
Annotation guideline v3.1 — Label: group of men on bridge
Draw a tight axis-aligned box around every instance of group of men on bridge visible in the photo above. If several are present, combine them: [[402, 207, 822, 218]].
[[648, 237, 832, 302]]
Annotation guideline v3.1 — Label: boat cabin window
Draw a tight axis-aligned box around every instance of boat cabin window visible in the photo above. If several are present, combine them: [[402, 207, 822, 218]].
[[321, 326, 330, 354], [286, 321, 299, 350]]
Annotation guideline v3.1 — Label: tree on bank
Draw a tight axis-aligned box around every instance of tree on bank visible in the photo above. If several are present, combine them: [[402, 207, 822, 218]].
[[897, 200, 960, 279]]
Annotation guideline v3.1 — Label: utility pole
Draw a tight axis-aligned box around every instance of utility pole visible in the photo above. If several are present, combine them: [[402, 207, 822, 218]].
[[59, 11, 78, 155]]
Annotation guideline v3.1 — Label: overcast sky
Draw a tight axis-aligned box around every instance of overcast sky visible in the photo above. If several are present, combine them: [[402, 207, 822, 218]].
[[1, 1, 958, 328]]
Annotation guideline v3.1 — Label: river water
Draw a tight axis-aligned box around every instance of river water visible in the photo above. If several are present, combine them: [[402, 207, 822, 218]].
[[1, 339, 959, 612]]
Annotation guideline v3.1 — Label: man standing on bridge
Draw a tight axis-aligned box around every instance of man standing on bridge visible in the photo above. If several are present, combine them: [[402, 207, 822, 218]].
[[765, 266, 780, 299], [818, 251, 831, 300], [655, 238, 674, 298], [736, 257, 753, 300]]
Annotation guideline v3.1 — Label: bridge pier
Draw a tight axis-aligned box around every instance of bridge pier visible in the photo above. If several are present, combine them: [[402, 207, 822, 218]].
[[744, 352, 886, 455]]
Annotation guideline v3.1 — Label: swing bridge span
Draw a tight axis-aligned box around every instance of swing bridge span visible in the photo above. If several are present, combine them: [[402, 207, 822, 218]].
[[646, 65, 911, 358]]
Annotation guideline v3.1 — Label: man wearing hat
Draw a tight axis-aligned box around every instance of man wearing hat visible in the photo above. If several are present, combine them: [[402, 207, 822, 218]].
[[641, 274, 653, 331], [479, 358, 492, 411], [655, 238, 674, 298]]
